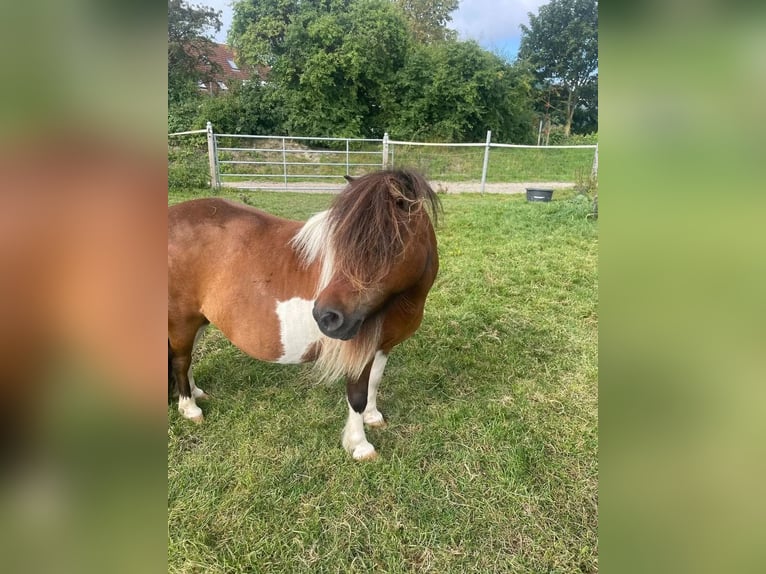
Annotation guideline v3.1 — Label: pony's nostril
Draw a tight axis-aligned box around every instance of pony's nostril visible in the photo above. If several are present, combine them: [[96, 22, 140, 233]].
[[319, 309, 344, 332]]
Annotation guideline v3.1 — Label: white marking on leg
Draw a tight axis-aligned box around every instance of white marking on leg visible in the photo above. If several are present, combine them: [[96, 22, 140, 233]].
[[178, 395, 203, 422], [188, 371, 208, 400], [342, 402, 377, 460], [363, 351, 388, 427], [275, 297, 322, 364]]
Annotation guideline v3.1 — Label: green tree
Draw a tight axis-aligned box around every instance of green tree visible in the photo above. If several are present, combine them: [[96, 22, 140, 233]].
[[197, 82, 287, 135], [228, 0, 537, 141], [392, 41, 535, 143], [392, 0, 459, 44], [168, 0, 222, 102], [519, 0, 597, 135], [230, 0, 409, 137], [571, 74, 597, 134], [229, 0, 318, 67]]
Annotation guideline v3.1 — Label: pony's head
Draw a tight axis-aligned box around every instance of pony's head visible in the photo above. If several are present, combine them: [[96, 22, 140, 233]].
[[295, 170, 440, 342]]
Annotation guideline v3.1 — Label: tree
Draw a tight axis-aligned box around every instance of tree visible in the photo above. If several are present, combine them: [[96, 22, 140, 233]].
[[168, 0, 222, 102], [392, 0, 459, 44], [391, 41, 535, 143], [230, 0, 410, 137], [571, 74, 597, 134], [519, 0, 597, 135], [227, 0, 538, 141]]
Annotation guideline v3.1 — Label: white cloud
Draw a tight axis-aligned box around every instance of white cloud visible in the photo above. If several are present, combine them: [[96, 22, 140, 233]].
[[449, 0, 547, 45]]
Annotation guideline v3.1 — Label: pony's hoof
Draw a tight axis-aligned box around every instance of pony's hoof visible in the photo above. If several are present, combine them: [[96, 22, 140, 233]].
[[194, 391, 210, 401], [364, 413, 387, 428], [352, 443, 378, 461], [178, 402, 203, 423]]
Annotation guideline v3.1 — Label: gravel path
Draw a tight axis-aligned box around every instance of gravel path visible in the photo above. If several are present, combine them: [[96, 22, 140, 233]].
[[222, 180, 576, 195]]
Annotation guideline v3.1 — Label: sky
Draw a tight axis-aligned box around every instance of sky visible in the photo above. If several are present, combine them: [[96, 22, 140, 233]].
[[201, 0, 549, 62]]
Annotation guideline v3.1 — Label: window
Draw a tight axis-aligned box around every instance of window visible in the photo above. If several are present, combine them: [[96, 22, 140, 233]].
[[198, 81, 206, 89], [227, 59, 239, 71], [217, 81, 228, 90]]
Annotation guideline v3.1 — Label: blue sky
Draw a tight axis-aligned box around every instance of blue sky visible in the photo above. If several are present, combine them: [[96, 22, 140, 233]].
[[202, 0, 548, 62]]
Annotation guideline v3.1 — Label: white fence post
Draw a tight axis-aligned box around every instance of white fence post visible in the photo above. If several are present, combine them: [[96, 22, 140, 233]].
[[206, 121, 220, 189], [537, 119, 543, 146], [591, 143, 599, 179], [282, 137, 288, 190], [480, 130, 492, 195], [382, 132, 389, 169], [346, 139, 350, 175]]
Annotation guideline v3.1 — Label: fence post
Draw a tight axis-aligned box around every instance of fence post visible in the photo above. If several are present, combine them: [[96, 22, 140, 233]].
[[346, 139, 350, 176], [206, 121, 220, 189], [480, 130, 492, 195], [591, 143, 599, 179], [382, 132, 389, 169], [537, 119, 543, 146], [282, 137, 288, 190]]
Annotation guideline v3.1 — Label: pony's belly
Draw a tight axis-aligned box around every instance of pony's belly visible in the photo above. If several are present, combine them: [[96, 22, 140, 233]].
[[275, 297, 322, 364]]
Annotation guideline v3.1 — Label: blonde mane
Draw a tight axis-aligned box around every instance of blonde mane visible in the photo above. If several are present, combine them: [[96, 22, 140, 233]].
[[291, 211, 381, 382]]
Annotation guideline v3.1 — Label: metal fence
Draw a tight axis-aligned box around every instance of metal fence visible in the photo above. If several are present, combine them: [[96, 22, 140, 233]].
[[168, 122, 598, 193]]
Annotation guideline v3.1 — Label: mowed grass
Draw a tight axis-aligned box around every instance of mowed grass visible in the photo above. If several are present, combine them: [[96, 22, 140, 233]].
[[168, 187, 598, 573]]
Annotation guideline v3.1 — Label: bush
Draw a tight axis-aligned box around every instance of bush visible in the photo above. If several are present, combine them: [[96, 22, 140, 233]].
[[168, 97, 206, 134], [168, 145, 209, 191], [546, 125, 598, 145]]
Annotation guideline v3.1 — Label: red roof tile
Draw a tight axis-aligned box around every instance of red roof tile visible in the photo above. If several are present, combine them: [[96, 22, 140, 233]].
[[207, 43, 252, 83]]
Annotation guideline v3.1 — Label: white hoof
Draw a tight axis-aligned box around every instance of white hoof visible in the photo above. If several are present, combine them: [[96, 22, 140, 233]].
[[351, 442, 378, 461], [178, 397, 203, 423], [363, 410, 387, 428], [192, 387, 209, 400]]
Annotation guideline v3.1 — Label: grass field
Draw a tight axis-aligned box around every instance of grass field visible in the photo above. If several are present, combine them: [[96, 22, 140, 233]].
[[168, 187, 598, 573]]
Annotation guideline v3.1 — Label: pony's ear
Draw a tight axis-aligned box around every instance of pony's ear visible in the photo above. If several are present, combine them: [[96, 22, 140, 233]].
[[343, 175, 356, 183]]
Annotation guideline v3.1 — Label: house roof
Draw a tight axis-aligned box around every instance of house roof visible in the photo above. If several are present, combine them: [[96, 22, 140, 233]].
[[208, 43, 251, 83]]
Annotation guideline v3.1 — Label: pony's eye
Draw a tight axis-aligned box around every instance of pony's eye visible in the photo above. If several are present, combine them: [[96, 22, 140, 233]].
[[396, 198, 407, 210]]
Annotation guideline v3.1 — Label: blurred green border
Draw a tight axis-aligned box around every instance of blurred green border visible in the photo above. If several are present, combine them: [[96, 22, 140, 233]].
[[601, 3, 766, 573]]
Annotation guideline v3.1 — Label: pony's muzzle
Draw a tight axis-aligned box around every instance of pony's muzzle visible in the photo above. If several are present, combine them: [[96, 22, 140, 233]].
[[313, 305, 363, 340]]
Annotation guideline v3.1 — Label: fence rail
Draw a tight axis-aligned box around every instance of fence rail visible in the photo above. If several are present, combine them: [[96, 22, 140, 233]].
[[168, 122, 598, 193]]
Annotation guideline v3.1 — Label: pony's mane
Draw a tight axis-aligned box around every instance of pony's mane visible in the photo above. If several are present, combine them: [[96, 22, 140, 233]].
[[327, 169, 441, 289], [290, 169, 440, 382], [291, 210, 335, 292]]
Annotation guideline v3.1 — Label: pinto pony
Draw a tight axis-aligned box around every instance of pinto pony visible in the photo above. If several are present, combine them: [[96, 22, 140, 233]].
[[168, 170, 440, 460]]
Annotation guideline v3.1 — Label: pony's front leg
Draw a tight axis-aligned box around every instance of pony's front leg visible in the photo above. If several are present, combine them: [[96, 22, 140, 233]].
[[362, 351, 388, 428], [342, 362, 377, 460]]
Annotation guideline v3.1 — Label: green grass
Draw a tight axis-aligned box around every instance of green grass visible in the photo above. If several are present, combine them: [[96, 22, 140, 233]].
[[392, 145, 596, 183], [168, 189, 598, 573]]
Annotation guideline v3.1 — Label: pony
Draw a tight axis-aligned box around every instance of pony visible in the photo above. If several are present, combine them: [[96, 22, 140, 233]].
[[168, 169, 440, 460]]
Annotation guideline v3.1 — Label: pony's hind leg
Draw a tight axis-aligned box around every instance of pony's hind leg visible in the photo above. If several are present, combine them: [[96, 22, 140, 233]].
[[342, 361, 377, 460], [188, 325, 209, 400], [363, 351, 388, 428], [169, 320, 207, 423], [172, 354, 202, 423]]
